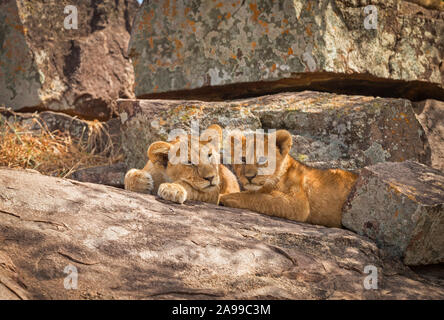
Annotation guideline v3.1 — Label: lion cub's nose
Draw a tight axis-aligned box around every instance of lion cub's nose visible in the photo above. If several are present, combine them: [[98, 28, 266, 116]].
[[245, 173, 257, 182], [204, 175, 215, 183]]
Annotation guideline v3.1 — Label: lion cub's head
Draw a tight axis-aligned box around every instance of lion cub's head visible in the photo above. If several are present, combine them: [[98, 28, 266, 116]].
[[230, 130, 292, 191], [148, 124, 223, 192]]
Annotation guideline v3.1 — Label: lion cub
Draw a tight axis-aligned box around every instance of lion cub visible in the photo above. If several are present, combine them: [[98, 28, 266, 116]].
[[219, 130, 358, 228], [125, 124, 239, 204]]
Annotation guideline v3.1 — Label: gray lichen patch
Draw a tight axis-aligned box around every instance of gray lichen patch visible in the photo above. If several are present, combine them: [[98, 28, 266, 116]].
[[363, 142, 391, 165]]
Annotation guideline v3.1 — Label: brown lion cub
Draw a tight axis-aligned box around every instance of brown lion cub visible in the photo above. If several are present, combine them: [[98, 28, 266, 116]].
[[125, 124, 239, 204], [219, 130, 358, 228]]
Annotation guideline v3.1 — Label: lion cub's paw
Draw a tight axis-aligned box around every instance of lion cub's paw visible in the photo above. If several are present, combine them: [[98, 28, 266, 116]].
[[219, 193, 241, 208], [124, 169, 154, 194], [260, 176, 280, 193], [157, 183, 188, 204]]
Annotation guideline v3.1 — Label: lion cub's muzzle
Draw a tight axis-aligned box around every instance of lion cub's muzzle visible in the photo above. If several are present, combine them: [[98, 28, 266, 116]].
[[203, 175, 218, 187], [241, 168, 263, 190]]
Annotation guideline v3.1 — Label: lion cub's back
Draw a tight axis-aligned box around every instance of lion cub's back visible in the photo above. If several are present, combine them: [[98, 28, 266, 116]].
[[304, 167, 358, 227]]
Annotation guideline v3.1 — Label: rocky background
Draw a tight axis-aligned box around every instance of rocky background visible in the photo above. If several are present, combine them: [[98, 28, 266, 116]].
[[0, 0, 443, 299], [0, 0, 139, 120]]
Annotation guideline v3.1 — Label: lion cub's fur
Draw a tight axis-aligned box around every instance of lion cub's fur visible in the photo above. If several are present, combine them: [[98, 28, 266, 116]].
[[405, 0, 443, 10], [124, 160, 168, 195], [219, 130, 358, 228], [125, 124, 239, 204]]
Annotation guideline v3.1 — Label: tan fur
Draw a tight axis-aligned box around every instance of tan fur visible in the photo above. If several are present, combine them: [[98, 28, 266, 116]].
[[219, 130, 358, 228], [404, 0, 444, 10], [124, 159, 169, 194], [125, 124, 240, 204]]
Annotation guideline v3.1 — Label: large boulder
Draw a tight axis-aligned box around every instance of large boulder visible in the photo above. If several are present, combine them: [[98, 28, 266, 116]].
[[0, 0, 139, 120], [117, 91, 430, 170], [343, 161, 444, 266], [129, 0, 444, 101], [0, 168, 443, 299], [413, 99, 444, 172]]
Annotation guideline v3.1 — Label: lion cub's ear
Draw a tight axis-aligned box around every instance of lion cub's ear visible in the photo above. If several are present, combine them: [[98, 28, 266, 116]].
[[275, 130, 292, 156], [202, 124, 223, 150], [206, 124, 223, 136], [148, 141, 171, 167]]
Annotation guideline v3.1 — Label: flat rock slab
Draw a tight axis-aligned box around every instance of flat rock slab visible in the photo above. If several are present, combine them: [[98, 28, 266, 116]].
[[129, 0, 444, 101], [343, 161, 444, 266], [117, 91, 430, 170], [0, 168, 444, 299], [0, 0, 139, 120]]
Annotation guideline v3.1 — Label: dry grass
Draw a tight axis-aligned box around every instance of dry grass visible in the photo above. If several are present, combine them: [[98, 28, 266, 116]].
[[0, 113, 123, 177]]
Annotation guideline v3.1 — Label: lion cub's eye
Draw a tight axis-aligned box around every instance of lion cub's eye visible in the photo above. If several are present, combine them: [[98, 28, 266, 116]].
[[183, 159, 194, 166], [257, 156, 268, 165], [208, 151, 219, 164]]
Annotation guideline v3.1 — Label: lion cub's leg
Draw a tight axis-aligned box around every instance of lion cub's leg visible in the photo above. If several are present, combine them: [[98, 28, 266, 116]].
[[124, 169, 154, 194], [220, 190, 310, 222], [157, 182, 188, 204], [158, 181, 220, 204], [219, 164, 240, 195]]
